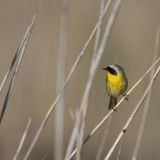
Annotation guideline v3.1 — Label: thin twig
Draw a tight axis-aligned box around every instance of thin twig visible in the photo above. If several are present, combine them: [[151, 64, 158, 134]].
[[69, 56, 160, 159], [104, 66, 160, 160], [132, 26, 160, 160], [13, 118, 32, 160], [0, 14, 36, 124], [23, 1, 113, 159]]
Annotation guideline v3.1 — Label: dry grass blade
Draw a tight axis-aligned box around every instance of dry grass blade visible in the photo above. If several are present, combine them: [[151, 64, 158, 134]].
[[0, 51, 19, 94], [104, 66, 160, 160], [0, 15, 35, 95], [0, 14, 36, 124], [54, 0, 68, 159], [69, 56, 160, 159], [76, 115, 85, 160], [132, 26, 160, 160], [13, 118, 32, 160]]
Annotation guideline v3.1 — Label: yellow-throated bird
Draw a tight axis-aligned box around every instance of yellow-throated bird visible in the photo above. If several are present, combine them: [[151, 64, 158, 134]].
[[102, 64, 128, 110]]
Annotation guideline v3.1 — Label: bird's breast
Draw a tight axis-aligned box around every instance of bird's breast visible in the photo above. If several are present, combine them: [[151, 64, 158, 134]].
[[106, 71, 125, 97]]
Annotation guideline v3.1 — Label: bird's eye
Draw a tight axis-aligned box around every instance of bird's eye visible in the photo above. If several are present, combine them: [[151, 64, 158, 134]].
[[107, 67, 117, 75]]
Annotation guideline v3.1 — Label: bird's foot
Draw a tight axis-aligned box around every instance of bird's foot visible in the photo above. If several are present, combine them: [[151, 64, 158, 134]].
[[122, 93, 129, 102], [113, 107, 117, 112]]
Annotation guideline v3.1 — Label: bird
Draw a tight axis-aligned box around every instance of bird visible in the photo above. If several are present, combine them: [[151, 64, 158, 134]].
[[102, 64, 128, 110]]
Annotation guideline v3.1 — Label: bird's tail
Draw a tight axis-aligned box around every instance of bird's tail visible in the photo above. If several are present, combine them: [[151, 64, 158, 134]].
[[108, 96, 117, 110]]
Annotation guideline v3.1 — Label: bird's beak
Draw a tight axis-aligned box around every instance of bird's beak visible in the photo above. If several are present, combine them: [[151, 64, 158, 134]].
[[102, 67, 107, 70]]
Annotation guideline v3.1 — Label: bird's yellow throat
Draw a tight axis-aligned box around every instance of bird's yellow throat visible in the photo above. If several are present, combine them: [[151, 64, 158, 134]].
[[106, 71, 123, 91]]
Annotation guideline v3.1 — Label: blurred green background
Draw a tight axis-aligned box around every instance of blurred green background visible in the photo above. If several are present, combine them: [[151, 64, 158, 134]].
[[0, 0, 160, 159]]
